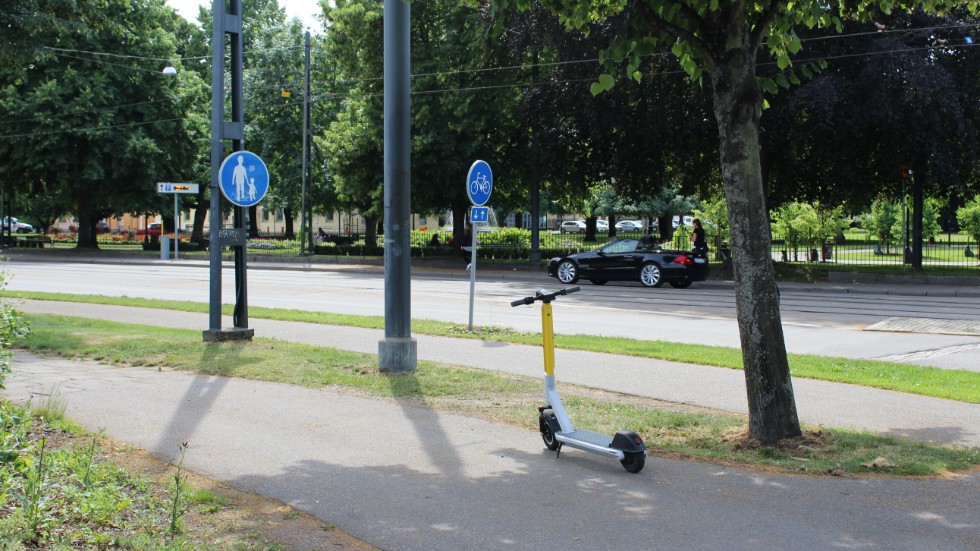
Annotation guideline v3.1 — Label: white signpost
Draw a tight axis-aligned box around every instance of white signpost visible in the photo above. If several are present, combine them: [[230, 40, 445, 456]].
[[156, 183, 199, 260], [466, 161, 493, 331]]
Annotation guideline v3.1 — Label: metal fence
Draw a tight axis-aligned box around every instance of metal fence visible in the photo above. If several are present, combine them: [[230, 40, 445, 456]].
[[15, 227, 980, 271], [770, 229, 980, 269]]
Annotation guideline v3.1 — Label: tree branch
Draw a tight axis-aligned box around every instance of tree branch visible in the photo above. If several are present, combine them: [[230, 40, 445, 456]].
[[751, 0, 785, 51], [631, 0, 711, 62]]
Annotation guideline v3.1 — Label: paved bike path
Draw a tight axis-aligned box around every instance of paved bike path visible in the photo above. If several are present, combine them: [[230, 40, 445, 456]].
[[5, 352, 979, 551]]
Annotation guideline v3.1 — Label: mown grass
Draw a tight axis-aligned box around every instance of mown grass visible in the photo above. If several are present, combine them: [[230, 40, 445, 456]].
[[7, 291, 980, 404], [18, 313, 980, 476]]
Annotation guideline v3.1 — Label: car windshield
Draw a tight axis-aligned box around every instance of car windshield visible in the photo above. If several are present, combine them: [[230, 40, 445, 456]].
[[601, 240, 640, 254]]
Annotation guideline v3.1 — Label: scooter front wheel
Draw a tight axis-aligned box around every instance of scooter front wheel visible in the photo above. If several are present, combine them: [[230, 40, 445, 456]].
[[539, 411, 561, 451], [620, 451, 646, 473]]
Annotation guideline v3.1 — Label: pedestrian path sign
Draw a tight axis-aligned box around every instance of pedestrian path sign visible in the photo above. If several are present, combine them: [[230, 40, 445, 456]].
[[219, 151, 270, 207]]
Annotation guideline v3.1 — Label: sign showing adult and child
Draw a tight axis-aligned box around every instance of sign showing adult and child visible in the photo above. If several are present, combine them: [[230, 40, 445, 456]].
[[219, 151, 270, 208]]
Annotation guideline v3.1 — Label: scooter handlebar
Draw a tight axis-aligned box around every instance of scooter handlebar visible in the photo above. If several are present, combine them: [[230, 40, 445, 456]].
[[510, 286, 580, 307]]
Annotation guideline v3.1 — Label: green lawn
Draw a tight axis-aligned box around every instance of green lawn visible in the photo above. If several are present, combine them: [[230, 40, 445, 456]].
[[7, 291, 980, 404]]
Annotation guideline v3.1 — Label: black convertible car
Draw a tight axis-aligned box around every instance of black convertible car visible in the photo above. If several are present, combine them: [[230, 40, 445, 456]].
[[547, 239, 709, 288]]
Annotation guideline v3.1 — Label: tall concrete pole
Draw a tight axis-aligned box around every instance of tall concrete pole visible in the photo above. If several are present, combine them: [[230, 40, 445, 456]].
[[300, 31, 311, 255], [378, 0, 416, 372], [205, 0, 252, 342]]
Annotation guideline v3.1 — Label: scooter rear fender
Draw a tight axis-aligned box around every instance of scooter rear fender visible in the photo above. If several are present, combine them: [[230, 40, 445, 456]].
[[610, 430, 646, 453]]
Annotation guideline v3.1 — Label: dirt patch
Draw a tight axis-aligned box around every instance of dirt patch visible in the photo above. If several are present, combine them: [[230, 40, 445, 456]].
[[721, 427, 831, 454], [92, 438, 379, 550]]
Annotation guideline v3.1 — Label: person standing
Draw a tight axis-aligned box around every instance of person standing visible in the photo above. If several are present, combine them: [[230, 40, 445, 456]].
[[690, 218, 708, 253]]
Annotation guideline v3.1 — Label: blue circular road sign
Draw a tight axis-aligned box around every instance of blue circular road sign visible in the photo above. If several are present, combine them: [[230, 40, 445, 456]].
[[219, 151, 270, 208], [466, 160, 492, 206]]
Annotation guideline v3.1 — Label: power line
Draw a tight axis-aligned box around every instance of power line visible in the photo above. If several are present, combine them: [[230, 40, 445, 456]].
[[3, 28, 975, 140]]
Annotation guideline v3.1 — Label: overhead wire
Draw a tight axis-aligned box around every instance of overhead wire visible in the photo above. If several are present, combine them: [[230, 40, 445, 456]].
[[2, 23, 976, 140]]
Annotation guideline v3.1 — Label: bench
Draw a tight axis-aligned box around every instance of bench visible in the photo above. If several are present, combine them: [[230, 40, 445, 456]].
[[22, 236, 53, 248]]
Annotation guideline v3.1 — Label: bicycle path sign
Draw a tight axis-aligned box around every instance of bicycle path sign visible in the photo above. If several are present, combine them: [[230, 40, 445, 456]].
[[219, 151, 270, 208], [466, 160, 492, 206]]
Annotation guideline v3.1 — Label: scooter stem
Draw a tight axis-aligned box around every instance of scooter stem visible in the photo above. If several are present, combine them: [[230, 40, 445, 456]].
[[541, 302, 555, 377]]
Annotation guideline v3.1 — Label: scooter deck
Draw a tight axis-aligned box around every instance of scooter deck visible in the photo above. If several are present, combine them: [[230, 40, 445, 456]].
[[558, 429, 611, 447]]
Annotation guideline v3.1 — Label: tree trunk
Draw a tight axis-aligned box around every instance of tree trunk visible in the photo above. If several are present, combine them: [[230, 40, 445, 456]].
[[75, 199, 99, 249], [365, 213, 379, 247], [911, 165, 924, 270], [248, 206, 259, 238], [191, 191, 207, 245], [708, 37, 801, 443], [451, 201, 468, 246], [284, 206, 295, 239]]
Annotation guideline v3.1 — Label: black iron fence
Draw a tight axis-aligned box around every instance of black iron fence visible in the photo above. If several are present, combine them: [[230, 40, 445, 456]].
[[12, 227, 979, 271]]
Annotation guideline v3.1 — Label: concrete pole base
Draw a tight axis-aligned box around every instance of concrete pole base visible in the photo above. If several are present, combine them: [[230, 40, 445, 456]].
[[202, 328, 255, 343], [378, 337, 417, 372]]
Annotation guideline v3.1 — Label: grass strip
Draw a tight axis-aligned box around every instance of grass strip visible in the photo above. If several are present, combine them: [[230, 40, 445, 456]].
[[18, 313, 980, 476], [5, 290, 980, 403]]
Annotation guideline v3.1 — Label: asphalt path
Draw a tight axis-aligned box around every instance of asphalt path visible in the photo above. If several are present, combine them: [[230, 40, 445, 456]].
[[6, 353, 979, 551], [5, 258, 980, 371]]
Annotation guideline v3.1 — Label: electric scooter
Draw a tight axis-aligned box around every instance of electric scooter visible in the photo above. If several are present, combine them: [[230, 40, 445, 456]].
[[511, 286, 647, 473]]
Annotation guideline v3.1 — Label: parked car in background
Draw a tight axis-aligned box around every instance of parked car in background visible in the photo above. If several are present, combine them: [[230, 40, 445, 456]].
[[595, 219, 609, 232], [2, 217, 34, 233], [672, 215, 694, 229], [559, 220, 586, 233], [136, 223, 162, 237], [96, 221, 110, 233], [547, 238, 709, 288], [615, 220, 644, 232]]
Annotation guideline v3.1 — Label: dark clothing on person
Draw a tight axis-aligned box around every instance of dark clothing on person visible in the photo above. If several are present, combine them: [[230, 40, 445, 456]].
[[691, 226, 707, 253]]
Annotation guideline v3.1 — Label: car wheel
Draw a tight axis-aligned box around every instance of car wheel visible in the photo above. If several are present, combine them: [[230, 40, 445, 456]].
[[639, 262, 663, 288], [669, 279, 693, 289], [555, 260, 579, 284], [16, 228, 27, 234], [589, 279, 607, 285]]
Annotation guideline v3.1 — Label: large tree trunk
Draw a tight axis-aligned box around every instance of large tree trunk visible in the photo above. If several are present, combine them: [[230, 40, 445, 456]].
[[191, 191, 208, 245], [75, 199, 99, 249], [708, 35, 801, 443], [284, 206, 295, 239], [365, 213, 379, 247]]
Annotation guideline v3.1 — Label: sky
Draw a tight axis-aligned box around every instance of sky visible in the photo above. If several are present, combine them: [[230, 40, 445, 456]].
[[166, 0, 323, 32]]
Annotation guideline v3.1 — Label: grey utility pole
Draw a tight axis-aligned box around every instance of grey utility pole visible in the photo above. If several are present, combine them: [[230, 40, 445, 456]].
[[300, 31, 311, 255], [378, 0, 416, 372], [204, 0, 253, 342]]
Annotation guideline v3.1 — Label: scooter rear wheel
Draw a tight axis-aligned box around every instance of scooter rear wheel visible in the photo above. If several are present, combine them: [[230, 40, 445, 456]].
[[620, 451, 646, 473]]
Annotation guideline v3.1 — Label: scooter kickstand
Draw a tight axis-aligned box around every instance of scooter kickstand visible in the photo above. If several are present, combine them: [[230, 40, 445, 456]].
[[555, 442, 563, 459]]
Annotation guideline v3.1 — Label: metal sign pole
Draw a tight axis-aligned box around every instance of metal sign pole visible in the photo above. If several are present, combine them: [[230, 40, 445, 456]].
[[468, 227, 478, 331], [174, 193, 179, 260]]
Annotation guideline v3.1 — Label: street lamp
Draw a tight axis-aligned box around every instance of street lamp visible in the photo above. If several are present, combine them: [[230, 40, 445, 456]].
[[162, 61, 177, 75]]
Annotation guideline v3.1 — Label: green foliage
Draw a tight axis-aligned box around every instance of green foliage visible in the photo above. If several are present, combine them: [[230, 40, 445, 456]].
[[772, 201, 848, 258], [672, 225, 691, 250], [863, 198, 902, 251], [0, 0, 207, 246], [956, 196, 980, 244], [0, 269, 30, 389], [694, 196, 729, 251]]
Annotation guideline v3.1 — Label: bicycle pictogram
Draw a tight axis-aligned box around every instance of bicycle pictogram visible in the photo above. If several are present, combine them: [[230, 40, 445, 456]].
[[470, 173, 491, 196]]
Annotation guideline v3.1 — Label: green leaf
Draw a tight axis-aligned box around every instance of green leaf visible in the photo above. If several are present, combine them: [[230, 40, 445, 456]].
[[633, 70, 643, 83], [777, 53, 791, 70], [591, 73, 616, 96], [775, 73, 790, 89], [671, 40, 684, 58]]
